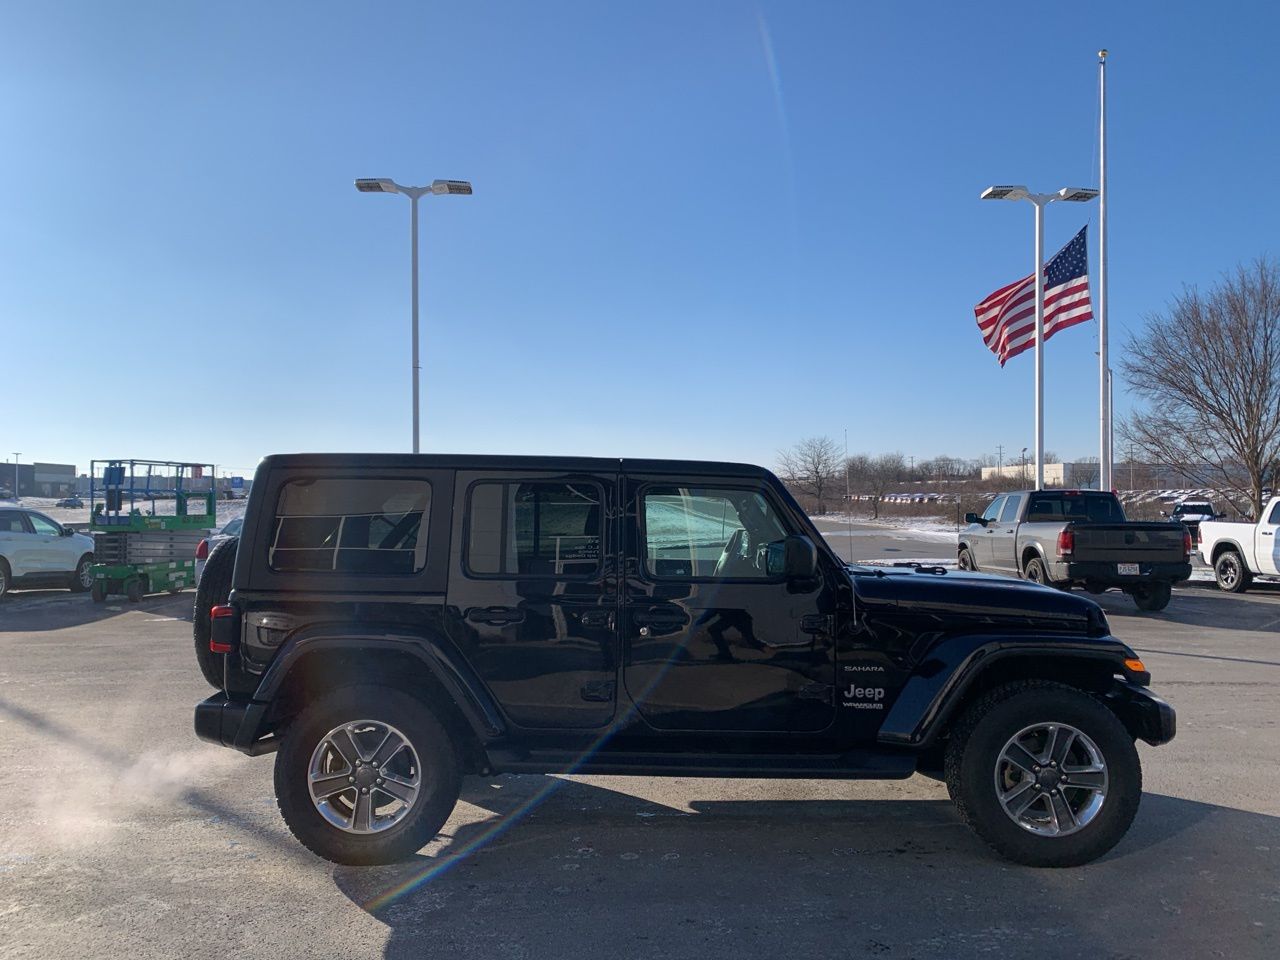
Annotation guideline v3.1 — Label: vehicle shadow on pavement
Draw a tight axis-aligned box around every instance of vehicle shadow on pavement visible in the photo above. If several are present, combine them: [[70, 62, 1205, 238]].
[[332, 776, 1278, 960], [0, 589, 194, 632]]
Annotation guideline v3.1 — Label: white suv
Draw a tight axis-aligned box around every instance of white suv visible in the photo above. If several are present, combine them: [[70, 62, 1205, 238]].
[[0, 508, 96, 598]]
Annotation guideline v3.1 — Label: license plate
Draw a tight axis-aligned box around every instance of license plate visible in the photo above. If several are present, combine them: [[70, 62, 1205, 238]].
[[1117, 563, 1140, 576]]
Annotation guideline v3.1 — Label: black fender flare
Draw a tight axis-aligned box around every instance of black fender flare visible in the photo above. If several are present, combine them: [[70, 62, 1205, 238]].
[[876, 633, 1137, 749], [248, 627, 507, 745]]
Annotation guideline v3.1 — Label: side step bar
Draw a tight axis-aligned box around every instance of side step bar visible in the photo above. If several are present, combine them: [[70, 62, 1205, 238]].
[[487, 748, 916, 780]]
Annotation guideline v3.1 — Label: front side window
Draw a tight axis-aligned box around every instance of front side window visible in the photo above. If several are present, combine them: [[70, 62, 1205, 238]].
[[27, 513, 60, 537], [466, 481, 602, 577], [642, 486, 788, 579], [270, 478, 430, 574], [982, 497, 1006, 522]]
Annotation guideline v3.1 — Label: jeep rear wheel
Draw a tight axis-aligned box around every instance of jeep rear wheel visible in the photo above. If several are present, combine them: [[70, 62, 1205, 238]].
[[274, 684, 461, 866], [944, 680, 1141, 867]]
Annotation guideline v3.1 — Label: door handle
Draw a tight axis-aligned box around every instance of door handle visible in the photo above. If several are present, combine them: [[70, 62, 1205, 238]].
[[580, 609, 615, 628], [633, 609, 688, 627], [467, 606, 525, 626], [800, 614, 832, 635]]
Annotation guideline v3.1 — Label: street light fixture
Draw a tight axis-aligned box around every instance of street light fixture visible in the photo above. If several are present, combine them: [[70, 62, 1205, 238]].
[[981, 184, 1098, 490], [355, 176, 474, 454]]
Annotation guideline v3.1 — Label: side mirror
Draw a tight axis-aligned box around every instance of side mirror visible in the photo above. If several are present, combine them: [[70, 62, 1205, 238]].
[[964, 512, 983, 525], [60, 526, 74, 537], [766, 534, 818, 579]]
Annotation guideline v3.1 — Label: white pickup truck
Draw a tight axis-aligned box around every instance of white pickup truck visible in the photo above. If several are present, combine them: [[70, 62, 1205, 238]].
[[1197, 496, 1280, 592]]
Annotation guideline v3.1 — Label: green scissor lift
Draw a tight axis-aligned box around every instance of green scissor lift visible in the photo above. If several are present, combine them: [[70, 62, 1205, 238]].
[[88, 459, 217, 602]]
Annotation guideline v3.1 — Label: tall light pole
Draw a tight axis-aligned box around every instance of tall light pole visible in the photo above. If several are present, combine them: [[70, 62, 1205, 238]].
[[980, 185, 1098, 489], [355, 177, 473, 454]]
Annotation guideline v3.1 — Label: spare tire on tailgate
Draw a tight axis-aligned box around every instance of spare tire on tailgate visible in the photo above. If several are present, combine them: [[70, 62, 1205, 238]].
[[194, 537, 238, 688]]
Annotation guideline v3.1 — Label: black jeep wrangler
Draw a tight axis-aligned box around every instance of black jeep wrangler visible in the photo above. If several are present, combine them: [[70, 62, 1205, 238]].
[[194, 454, 1174, 868]]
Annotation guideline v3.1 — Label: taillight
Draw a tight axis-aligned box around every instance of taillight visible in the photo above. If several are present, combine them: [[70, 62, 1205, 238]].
[[1057, 528, 1075, 557], [1183, 529, 1193, 557], [195, 538, 209, 561], [210, 604, 236, 653]]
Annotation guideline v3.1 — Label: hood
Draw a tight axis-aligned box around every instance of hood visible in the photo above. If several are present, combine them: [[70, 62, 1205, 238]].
[[846, 564, 1110, 637]]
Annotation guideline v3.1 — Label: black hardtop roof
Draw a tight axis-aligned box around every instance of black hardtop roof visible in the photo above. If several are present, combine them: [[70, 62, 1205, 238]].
[[256, 453, 775, 479]]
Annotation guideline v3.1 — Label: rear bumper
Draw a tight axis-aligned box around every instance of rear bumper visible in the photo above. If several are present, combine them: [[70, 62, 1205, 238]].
[[194, 693, 276, 755], [1052, 560, 1192, 585], [1106, 681, 1177, 746]]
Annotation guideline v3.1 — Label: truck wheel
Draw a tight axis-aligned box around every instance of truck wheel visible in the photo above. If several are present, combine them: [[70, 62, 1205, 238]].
[[1214, 550, 1252, 594], [944, 680, 1141, 867], [957, 548, 977, 571], [274, 684, 461, 866], [69, 554, 94, 593], [1131, 582, 1172, 612], [193, 537, 238, 689]]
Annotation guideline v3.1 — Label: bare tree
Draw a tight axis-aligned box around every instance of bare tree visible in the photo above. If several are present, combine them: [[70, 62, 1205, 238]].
[[777, 436, 843, 515], [1121, 259, 1280, 517], [847, 452, 905, 519]]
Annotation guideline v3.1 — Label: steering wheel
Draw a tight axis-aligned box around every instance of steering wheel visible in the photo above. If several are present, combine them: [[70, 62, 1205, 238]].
[[713, 528, 749, 578]]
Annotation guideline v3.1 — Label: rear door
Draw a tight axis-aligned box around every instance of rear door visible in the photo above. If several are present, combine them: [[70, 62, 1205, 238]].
[[0, 510, 35, 576], [446, 470, 620, 730], [1255, 500, 1280, 575], [621, 474, 837, 733]]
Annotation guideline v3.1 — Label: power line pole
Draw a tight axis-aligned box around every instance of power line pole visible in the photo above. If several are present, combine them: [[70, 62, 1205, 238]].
[[997, 444, 1004, 471]]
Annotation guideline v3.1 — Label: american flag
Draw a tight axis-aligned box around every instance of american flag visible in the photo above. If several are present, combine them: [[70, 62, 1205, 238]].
[[975, 226, 1093, 366]]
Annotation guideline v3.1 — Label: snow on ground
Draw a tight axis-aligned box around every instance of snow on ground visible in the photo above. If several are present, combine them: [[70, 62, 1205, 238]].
[[813, 514, 958, 542]]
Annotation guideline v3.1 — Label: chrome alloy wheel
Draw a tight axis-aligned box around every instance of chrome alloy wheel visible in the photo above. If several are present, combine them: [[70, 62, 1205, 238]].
[[308, 720, 421, 834], [1217, 554, 1241, 589], [78, 560, 94, 589], [994, 722, 1108, 837]]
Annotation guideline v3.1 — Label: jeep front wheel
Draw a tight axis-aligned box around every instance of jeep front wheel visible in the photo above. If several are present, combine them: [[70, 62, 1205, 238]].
[[944, 680, 1141, 867], [274, 684, 461, 866]]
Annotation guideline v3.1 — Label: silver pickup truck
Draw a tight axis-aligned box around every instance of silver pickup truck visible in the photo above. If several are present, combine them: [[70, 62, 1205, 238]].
[[958, 489, 1192, 611]]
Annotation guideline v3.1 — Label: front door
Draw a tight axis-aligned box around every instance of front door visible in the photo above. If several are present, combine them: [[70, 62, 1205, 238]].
[[1256, 500, 1280, 576], [622, 476, 836, 733], [446, 471, 620, 730], [24, 512, 65, 573], [974, 496, 1005, 569], [990, 493, 1023, 574]]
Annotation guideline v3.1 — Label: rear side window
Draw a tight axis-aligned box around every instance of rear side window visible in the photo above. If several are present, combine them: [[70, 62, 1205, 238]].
[[465, 481, 602, 577], [0, 510, 26, 533], [270, 478, 431, 574], [998, 495, 1022, 523], [1026, 493, 1124, 524]]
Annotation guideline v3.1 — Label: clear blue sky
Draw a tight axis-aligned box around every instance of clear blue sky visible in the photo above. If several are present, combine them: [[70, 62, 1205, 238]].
[[3, 0, 1277, 478]]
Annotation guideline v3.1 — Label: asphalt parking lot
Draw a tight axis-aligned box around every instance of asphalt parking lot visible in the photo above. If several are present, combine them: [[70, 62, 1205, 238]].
[[1, 528, 1277, 960]]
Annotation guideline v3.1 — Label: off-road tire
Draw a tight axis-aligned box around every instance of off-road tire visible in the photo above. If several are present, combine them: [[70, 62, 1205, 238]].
[[957, 548, 977, 572], [944, 680, 1141, 867], [1214, 550, 1251, 594], [193, 537, 238, 689], [1131, 581, 1172, 612], [274, 685, 461, 866], [69, 554, 94, 592], [1024, 556, 1071, 592]]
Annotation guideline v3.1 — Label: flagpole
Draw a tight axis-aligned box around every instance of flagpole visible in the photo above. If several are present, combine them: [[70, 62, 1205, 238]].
[[1098, 49, 1110, 490], [1033, 199, 1045, 491]]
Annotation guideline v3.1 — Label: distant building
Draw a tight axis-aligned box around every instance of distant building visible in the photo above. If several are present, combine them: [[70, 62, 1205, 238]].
[[2, 462, 77, 497], [980, 462, 1101, 487]]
